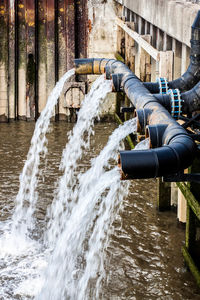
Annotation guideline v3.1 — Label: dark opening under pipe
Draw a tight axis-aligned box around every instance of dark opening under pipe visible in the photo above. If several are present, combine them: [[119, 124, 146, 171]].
[[74, 58, 196, 180], [144, 11, 200, 93]]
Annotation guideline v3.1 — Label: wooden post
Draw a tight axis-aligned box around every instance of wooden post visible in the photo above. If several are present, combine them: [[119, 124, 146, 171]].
[[125, 22, 135, 72], [46, 0, 55, 118], [17, 0, 27, 120], [178, 189, 187, 223], [181, 43, 187, 74], [0, 0, 8, 122], [158, 51, 173, 81], [38, 0, 47, 114], [57, 0, 76, 120], [171, 182, 178, 208], [26, 0, 36, 120], [8, 0, 15, 120], [157, 178, 171, 211], [172, 38, 181, 79], [140, 35, 151, 82]]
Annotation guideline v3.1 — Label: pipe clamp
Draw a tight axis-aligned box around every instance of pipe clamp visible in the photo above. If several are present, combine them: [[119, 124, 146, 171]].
[[157, 77, 169, 94], [168, 89, 183, 119]]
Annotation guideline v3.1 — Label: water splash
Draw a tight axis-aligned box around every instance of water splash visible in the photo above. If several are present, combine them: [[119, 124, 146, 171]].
[[46, 75, 112, 248], [11, 69, 75, 240], [0, 74, 112, 300], [134, 138, 150, 150], [38, 118, 136, 299]]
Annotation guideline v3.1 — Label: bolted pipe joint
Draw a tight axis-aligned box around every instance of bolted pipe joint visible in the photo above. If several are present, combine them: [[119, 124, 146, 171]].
[[146, 124, 168, 149], [135, 108, 152, 135]]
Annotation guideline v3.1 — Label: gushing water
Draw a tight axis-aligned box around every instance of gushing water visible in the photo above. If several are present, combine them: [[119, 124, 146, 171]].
[[38, 118, 136, 299], [134, 137, 150, 150], [46, 75, 112, 248], [11, 69, 75, 240], [0, 74, 113, 299]]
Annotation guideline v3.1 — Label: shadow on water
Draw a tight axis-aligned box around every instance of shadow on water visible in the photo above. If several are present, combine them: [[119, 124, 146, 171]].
[[0, 122, 200, 299]]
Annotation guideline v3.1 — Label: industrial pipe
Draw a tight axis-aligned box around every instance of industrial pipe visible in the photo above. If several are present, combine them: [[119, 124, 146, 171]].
[[153, 79, 200, 115], [144, 10, 200, 93], [74, 58, 196, 180]]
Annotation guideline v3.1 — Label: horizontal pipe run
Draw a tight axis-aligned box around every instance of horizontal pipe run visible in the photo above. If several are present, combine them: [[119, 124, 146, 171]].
[[74, 58, 196, 180], [153, 79, 200, 115]]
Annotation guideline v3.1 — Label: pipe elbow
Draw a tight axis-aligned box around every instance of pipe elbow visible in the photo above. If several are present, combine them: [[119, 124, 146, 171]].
[[119, 136, 196, 180]]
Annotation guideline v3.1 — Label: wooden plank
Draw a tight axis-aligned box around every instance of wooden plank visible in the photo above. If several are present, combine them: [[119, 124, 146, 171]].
[[18, 0, 27, 119], [172, 38, 181, 79], [182, 246, 200, 288], [38, 0, 47, 113], [140, 35, 151, 82], [26, 0, 36, 120], [66, 0, 75, 70], [8, 0, 15, 120], [177, 182, 200, 221], [46, 0, 55, 108], [116, 17, 160, 61], [125, 22, 135, 72], [0, 0, 8, 122], [181, 43, 187, 75], [157, 178, 171, 211], [57, 0, 66, 119], [158, 51, 173, 80]]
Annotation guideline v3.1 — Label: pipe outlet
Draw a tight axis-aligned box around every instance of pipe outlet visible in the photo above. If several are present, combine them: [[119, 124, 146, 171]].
[[146, 124, 168, 149], [135, 109, 152, 134], [111, 73, 124, 92]]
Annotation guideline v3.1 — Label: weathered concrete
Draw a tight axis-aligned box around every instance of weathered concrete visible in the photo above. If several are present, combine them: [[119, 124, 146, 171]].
[[117, 0, 200, 47], [88, 0, 118, 116]]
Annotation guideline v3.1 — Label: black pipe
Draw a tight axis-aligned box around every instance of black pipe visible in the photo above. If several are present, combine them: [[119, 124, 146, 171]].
[[143, 11, 200, 93], [74, 58, 196, 180], [153, 79, 200, 115], [120, 135, 194, 179]]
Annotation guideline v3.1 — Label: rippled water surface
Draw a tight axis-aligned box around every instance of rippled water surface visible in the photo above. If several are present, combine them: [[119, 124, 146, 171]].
[[0, 122, 200, 299]]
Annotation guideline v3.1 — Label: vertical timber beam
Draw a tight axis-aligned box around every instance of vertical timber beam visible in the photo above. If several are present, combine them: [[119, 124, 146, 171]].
[[157, 49, 173, 211], [18, 0, 27, 120], [157, 179, 171, 211], [57, 0, 76, 120], [26, 0, 36, 120], [38, 0, 47, 114], [75, 0, 88, 60], [46, 0, 55, 118], [158, 51, 173, 81], [172, 39, 181, 79], [140, 35, 151, 82], [8, 0, 16, 120], [0, 0, 8, 122], [181, 43, 187, 74], [125, 22, 135, 71]]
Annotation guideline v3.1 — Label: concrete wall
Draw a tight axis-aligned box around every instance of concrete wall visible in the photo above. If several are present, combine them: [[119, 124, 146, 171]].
[[88, 0, 118, 117], [116, 0, 200, 47]]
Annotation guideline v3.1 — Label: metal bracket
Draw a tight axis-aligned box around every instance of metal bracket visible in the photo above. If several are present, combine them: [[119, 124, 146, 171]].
[[120, 106, 135, 113], [163, 171, 200, 183]]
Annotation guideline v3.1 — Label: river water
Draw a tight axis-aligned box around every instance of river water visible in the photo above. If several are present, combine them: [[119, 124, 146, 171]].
[[0, 121, 200, 299]]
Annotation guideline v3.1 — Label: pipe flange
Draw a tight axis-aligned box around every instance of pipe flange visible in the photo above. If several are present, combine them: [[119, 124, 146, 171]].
[[167, 89, 183, 119], [157, 77, 169, 94]]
